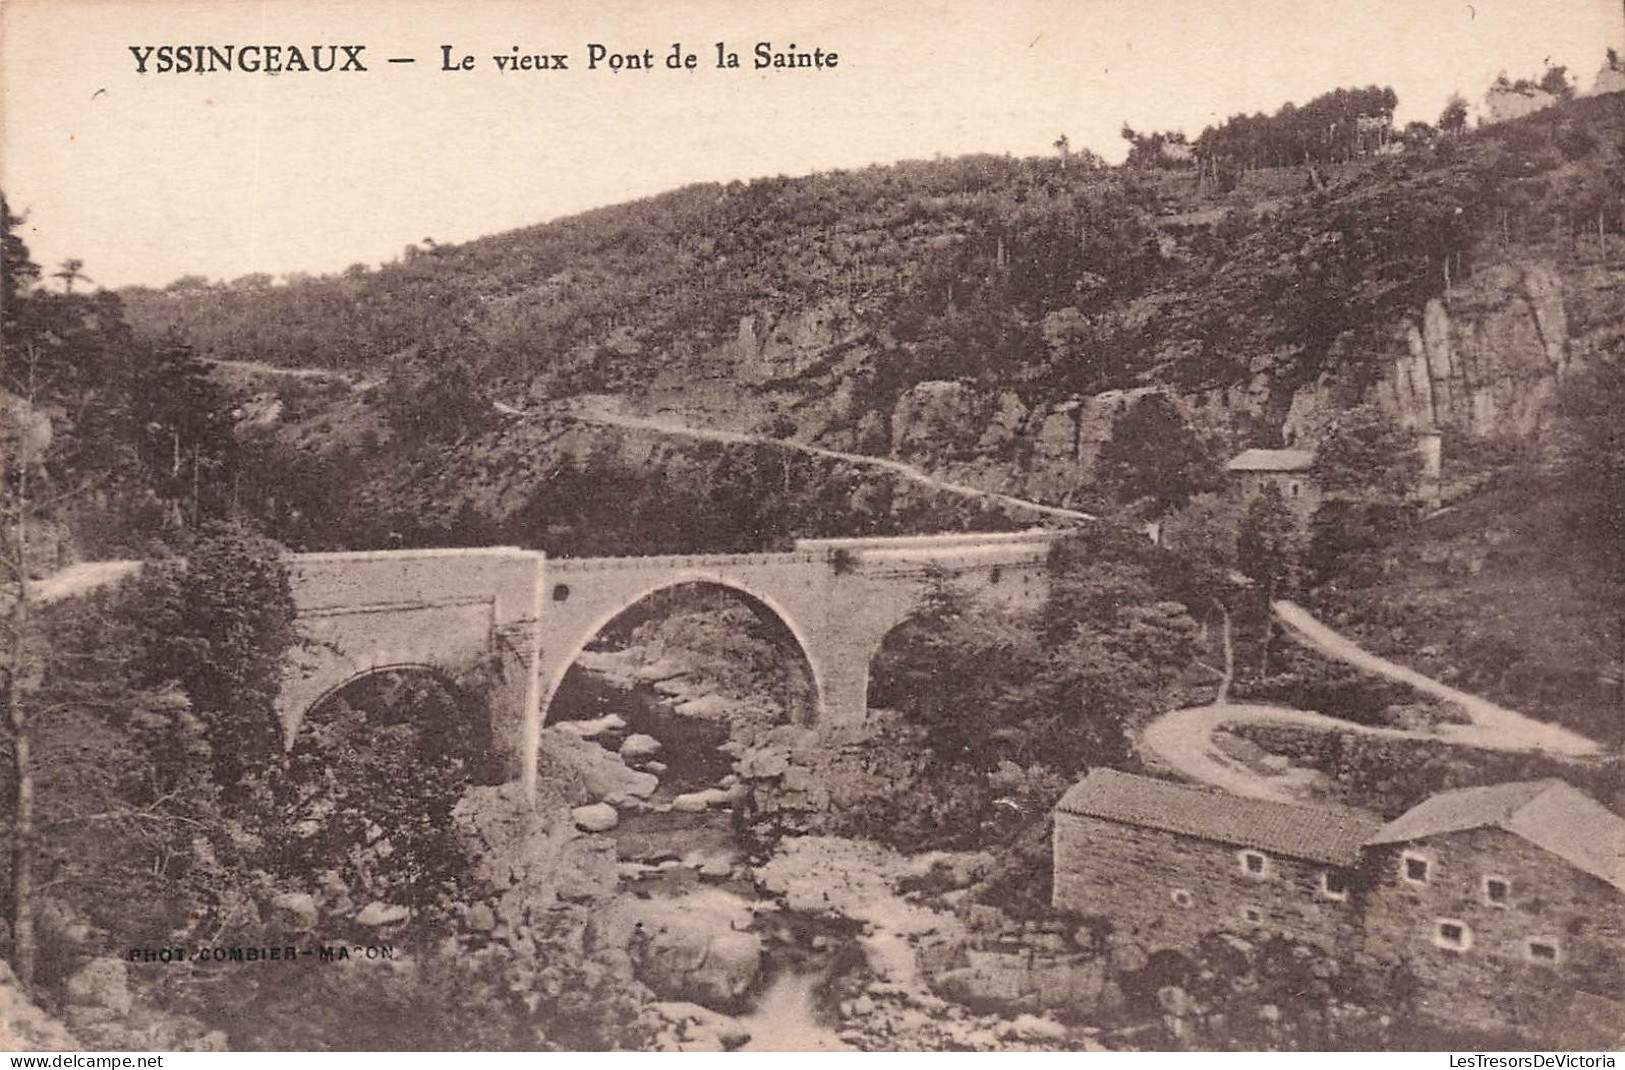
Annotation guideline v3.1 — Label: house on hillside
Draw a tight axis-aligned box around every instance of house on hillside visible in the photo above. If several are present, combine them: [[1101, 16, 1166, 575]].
[[1484, 82, 1559, 124], [1052, 769, 1381, 953], [1224, 448, 1317, 519], [1359, 779, 1625, 1032]]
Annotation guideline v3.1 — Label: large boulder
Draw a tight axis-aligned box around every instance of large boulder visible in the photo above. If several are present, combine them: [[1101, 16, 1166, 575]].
[[620, 734, 663, 762], [454, 782, 621, 924], [671, 788, 732, 813], [933, 951, 1107, 1014], [354, 902, 410, 927], [269, 892, 319, 931], [903, 850, 997, 890], [0, 962, 81, 1050], [599, 889, 763, 1012], [65, 958, 132, 1016], [540, 726, 658, 803], [645, 1000, 752, 1052], [572, 802, 620, 833], [553, 713, 626, 739]]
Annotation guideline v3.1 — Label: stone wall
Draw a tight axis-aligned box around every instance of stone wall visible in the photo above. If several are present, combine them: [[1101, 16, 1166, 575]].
[[1052, 812, 1361, 955], [1358, 827, 1625, 1035]]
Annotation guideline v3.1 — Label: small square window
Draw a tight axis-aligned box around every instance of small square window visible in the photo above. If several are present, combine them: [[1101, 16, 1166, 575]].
[[1239, 850, 1269, 879], [1483, 876, 1510, 907], [1240, 906, 1263, 925], [1170, 889, 1193, 909], [1321, 870, 1350, 901], [1402, 853, 1431, 884], [1433, 918, 1472, 952], [1526, 939, 1560, 963]]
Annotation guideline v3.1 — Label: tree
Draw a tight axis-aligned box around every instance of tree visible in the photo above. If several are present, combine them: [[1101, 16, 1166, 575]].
[[2, 205, 50, 988], [132, 521, 297, 809], [131, 336, 237, 524], [1, 196, 39, 328], [379, 331, 492, 448], [1538, 65, 1575, 101], [1310, 403, 1421, 503], [1303, 405, 1420, 595], [270, 670, 488, 913], [2, 360, 44, 989], [875, 573, 1047, 768], [50, 259, 91, 295], [1439, 94, 1469, 134], [1160, 493, 1252, 700], [1095, 394, 1220, 518], [1235, 485, 1300, 674]]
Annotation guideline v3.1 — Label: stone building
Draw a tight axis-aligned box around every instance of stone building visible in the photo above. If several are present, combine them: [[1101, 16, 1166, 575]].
[[1358, 779, 1625, 1034], [1052, 770, 1381, 953], [1052, 771, 1625, 1038], [1224, 448, 1318, 519]]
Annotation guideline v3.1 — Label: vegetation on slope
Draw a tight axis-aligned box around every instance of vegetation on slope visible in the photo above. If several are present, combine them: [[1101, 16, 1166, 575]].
[[121, 94, 1622, 432]]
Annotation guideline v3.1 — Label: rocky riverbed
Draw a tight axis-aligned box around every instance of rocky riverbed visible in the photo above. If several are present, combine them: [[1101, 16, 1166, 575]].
[[527, 648, 1116, 1051]]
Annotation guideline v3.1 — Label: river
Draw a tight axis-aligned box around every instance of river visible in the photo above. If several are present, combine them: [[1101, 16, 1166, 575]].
[[548, 667, 854, 1050]]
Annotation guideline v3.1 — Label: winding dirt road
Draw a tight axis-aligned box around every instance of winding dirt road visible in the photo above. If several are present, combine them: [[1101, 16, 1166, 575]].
[[1141, 602, 1603, 802], [1272, 599, 1599, 756], [557, 404, 1096, 524], [1141, 702, 1417, 802]]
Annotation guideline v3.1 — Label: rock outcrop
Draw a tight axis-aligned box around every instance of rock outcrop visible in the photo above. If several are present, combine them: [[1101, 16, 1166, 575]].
[[539, 726, 659, 803], [1283, 261, 1582, 444], [730, 301, 862, 384], [891, 381, 980, 459], [598, 889, 764, 1012], [65, 958, 132, 1018], [453, 780, 622, 940], [0, 962, 81, 1051], [1384, 262, 1573, 437]]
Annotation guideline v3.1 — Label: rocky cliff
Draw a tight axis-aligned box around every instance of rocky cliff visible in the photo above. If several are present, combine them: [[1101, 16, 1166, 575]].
[[849, 252, 1617, 506]]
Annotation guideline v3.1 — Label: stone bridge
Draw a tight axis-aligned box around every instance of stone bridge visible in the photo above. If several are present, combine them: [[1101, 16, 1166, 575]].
[[276, 529, 1066, 798]]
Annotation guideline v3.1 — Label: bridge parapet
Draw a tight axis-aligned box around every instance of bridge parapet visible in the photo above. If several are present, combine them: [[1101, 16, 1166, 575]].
[[795, 528, 1065, 553], [548, 550, 830, 572], [287, 546, 543, 621]]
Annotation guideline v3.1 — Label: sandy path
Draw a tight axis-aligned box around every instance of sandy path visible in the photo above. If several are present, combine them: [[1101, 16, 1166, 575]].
[[31, 560, 142, 604], [558, 405, 1096, 524], [1272, 599, 1599, 757]]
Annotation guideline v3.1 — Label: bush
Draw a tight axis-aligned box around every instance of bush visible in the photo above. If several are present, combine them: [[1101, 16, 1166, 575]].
[[1243, 643, 1413, 724], [161, 929, 652, 1051], [268, 669, 495, 915]]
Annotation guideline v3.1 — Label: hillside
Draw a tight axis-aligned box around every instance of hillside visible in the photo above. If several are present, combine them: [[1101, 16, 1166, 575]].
[[1309, 454, 1623, 746], [123, 93, 1623, 492]]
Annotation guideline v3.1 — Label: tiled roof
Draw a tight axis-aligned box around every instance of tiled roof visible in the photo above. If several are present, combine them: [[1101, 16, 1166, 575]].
[[1369, 779, 1625, 893], [1226, 448, 1314, 473], [1056, 769, 1382, 867]]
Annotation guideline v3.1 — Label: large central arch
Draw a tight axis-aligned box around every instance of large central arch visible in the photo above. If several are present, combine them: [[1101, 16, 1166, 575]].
[[535, 570, 825, 732]]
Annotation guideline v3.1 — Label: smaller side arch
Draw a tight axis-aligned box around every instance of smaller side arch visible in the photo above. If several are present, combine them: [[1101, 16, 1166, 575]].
[[284, 662, 467, 749]]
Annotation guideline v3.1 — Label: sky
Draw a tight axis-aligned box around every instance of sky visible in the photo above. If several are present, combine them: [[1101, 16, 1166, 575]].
[[2, 0, 1620, 289]]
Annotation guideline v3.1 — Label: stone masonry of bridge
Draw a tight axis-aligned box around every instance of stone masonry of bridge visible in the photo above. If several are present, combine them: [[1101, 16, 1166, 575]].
[[216, 530, 1069, 800]]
